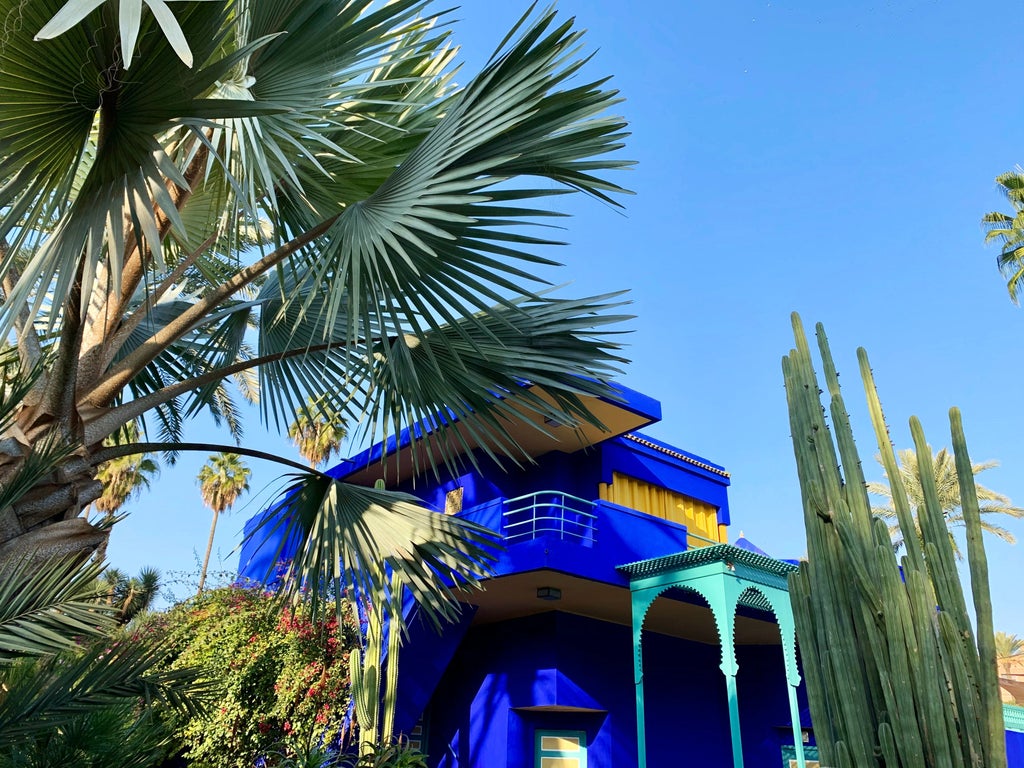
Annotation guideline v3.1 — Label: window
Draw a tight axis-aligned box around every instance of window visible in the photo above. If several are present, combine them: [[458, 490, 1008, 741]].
[[535, 730, 587, 768]]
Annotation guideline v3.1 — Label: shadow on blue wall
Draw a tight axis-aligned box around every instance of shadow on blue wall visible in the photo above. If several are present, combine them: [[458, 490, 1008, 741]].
[[426, 611, 802, 768]]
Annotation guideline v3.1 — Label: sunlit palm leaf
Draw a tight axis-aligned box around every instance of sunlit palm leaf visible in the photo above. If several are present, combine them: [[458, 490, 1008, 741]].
[[284, 7, 631, 363], [0, 0, 272, 337], [983, 169, 1024, 303], [200, 0, 444, 226], [250, 477, 498, 630], [256, 7, 630, 441], [256, 265, 628, 476], [0, 555, 115, 662]]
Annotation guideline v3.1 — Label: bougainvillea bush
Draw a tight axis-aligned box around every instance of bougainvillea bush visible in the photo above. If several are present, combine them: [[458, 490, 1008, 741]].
[[153, 587, 358, 768]]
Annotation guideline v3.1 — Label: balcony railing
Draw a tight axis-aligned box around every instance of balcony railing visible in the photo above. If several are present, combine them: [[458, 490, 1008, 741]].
[[501, 491, 598, 545]]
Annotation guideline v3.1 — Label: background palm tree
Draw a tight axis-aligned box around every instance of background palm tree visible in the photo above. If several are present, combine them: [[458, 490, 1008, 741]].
[[867, 446, 1024, 558], [982, 168, 1024, 303], [288, 397, 348, 469], [196, 453, 250, 593], [98, 566, 161, 624], [996, 631, 1024, 660], [93, 423, 160, 517], [91, 422, 160, 561]]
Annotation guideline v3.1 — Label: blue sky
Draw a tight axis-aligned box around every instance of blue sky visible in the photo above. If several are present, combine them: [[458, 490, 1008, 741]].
[[108, 1, 1024, 635]]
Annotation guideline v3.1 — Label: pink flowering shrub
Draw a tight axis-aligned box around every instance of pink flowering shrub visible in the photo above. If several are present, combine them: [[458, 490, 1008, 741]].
[[151, 587, 357, 768]]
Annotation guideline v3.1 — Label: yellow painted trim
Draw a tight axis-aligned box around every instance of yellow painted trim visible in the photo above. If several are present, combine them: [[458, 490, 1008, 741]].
[[604, 472, 720, 541]]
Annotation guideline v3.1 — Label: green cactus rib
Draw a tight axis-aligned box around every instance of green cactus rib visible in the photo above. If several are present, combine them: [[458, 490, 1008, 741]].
[[782, 313, 1007, 768]]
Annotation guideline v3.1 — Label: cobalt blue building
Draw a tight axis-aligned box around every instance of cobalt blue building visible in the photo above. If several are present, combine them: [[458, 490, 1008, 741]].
[[240, 383, 1024, 768], [239, 385, 1024, 768], [240, 385, 819, 768]]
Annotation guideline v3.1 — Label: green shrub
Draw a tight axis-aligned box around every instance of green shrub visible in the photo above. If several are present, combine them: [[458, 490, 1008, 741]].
[[154, 587, 357, 768]]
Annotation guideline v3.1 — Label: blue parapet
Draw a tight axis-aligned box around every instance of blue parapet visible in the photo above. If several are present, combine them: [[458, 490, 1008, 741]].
[[600, 433, 731, 524], [237, 503, 301, 587]]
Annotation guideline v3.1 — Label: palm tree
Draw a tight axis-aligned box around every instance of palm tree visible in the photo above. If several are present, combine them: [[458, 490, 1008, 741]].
[[99, 566, 161, 624], [996, 631, 1024, 661], [982, 169, 1024, 302], [196, 453, 250, 593], [0, 0, 631, 626], [93, 423, 160, 517], [91, 422, 160, 561], [288, 397, 348, 469], [867, 447, 1024, 559]]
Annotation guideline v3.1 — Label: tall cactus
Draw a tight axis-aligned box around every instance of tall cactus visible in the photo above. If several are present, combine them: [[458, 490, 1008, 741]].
[[350, 575, 404, 756], [783, 314, 1006, 768]]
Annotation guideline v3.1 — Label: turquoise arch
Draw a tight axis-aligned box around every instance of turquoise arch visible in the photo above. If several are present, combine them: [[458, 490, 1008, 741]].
[[619, 544, 806, 768]]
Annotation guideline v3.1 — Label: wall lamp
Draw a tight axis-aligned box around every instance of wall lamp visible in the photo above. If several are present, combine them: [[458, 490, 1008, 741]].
[[536, 586, 562, 601]]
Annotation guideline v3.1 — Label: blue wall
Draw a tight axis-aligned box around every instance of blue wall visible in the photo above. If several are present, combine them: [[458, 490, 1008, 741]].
[[425, 611, 802, 768], [1009, 730, 1024, 768]]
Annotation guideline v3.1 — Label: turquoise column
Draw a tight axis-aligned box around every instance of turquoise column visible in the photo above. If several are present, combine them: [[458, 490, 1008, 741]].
[[712, 585, 744, 768], [724, 671, 744, 768], [630, 588, 655, 768], [774, 595, 806, 768], [786, 684, 806, 768]]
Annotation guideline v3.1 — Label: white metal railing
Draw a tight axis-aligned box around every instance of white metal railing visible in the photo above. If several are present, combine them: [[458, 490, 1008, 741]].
[[501, 491, 598, 545]]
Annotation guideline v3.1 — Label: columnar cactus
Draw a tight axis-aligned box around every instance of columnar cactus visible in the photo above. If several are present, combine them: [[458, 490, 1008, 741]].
[[350, 570, 404, 755], [783, 314, 1005, 768]]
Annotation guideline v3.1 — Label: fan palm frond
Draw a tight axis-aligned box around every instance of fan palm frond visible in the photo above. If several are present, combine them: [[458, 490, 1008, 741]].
[[249, 476, 498, 631]]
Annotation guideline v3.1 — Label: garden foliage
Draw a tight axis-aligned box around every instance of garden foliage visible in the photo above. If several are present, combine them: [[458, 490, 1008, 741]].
[[155, 587, 358, 768]]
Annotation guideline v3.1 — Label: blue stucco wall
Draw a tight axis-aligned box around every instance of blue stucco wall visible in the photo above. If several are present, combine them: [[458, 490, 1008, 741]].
[[424, 611, 802, 768], [1009, 729, 1024, 768]]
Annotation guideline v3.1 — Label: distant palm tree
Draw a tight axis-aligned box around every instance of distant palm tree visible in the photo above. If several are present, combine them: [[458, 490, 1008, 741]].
[[996, 631, 1024, 660], [867, 447, 1024, 559], [99, 567, 161, 624], [982, 169, 1024, 303], [196, 454, 250, 593], [90, 422, 160, 562], [287, 397, 348, 469]]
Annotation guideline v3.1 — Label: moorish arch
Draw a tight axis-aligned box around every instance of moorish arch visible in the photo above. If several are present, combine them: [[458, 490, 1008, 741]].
[[619, 543, 807, 768]]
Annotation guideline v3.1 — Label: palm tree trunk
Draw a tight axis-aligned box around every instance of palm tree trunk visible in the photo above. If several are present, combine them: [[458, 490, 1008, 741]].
[[197, 507, 220, 594]]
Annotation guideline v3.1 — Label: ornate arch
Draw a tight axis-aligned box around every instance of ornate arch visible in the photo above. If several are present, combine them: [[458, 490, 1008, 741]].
[[619, 543, 805, 768], [732, 584, 801, 688]]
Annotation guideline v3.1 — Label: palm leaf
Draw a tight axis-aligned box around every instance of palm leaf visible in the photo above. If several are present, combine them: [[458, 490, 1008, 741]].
[[0, 555, 115, 662], [249, 475, 498, 631], [0, 0, 274, 338], [287, 7, 630, 350], [0, 633, 213, 744]]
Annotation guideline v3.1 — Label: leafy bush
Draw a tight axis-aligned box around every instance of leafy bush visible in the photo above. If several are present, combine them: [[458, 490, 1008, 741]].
[[154, 587, 357, 768]]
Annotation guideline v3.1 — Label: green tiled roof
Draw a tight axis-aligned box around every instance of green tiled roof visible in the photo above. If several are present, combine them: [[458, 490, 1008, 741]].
[[1006, 703, 1024, 733], [617, 543, 799, 579]]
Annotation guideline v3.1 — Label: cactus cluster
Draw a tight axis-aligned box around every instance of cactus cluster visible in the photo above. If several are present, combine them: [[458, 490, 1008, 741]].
[[782, 314, 1005, 768], [350, 572, 403, 756]]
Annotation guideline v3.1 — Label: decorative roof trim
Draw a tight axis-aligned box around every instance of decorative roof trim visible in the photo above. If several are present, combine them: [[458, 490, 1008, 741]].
[[623, 432, 730, 478], [618, 542, 798, 579]]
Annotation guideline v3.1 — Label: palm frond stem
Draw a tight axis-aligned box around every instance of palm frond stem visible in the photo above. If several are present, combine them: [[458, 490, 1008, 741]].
[[83, 341, 350, 444], [89, 214, 340, 406], [102, 231, 221, 372], [89, 441, 328, 479]]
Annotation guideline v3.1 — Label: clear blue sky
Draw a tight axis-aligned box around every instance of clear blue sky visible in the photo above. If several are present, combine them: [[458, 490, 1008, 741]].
[[109, 0, 1024, 635]]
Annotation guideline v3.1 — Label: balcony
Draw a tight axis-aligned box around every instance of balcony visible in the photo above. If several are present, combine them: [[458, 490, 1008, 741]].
[[456, 490, 712, 586], [501, 491, 598, 546]]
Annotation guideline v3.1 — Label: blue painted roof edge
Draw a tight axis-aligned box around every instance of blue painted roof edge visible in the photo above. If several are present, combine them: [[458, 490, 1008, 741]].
[[621, 429, 730, 482], [329, 381, 663, 480]]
